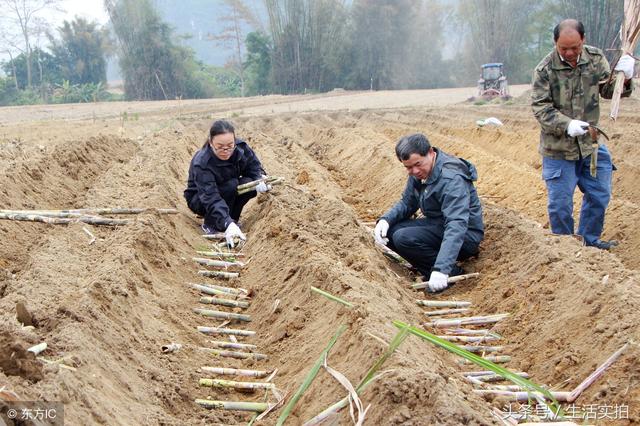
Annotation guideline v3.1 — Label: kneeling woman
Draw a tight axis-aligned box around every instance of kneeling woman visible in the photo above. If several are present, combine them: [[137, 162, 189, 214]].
[[184, 120, 269, 246]]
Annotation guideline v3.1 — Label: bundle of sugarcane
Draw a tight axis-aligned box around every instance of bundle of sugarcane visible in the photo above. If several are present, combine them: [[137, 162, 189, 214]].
[[237, 176, 284, 195], [610, 0, 640, 121]]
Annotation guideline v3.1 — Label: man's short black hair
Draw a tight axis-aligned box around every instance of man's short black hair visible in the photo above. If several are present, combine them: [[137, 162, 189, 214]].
[[553, 19, 585, 42], [395, 133, 432, 161]]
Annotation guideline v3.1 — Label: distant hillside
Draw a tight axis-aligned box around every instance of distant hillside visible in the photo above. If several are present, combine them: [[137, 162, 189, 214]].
[[153, 0, 267, 66]]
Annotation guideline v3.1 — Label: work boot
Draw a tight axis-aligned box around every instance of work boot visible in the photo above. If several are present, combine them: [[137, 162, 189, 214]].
[[450, 264, 465, 277], [587, 239, 619, 250]]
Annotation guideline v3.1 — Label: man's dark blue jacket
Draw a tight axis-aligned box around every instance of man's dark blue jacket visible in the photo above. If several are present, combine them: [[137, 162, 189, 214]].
[[381, 149, 484, 274], [184, 140, 264, 230]]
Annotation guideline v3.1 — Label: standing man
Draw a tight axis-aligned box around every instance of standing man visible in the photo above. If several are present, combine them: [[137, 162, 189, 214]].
[[532, 19, 635, 249], [373, 133, 484, 293]]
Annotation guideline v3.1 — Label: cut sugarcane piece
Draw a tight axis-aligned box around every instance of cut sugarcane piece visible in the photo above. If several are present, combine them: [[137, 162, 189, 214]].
[[200, 348, 267, 360], [193, 308, 250, 322], [472, 390, 571, 402], [417, 300, 472, 308], [482, 385, 525, 391], [199, 378, 275, 390], [191, 283, 238, 298], [200, 367, 271, 378], [202, 233, 226, 240], [237, 176, 281, 191], [196, 250, 245, 258], [437, 335, 500, 343], [444, 328, 500, 337], [207, 340, 257, 351], [199, 297, 249, 309], [198, 270, 239, 279], [425, 313, 509, 328], [193, 257, 245, 268], [27, 342, 47, 355], [190, 282, 248, 296], [197, 326, 255, 337], [425, 308, 470, 316], [464, 370, 529, 377], [467, 372, 530, 383], [459, 345, 504, 353], [195, 399, 272, 412], [412, 273, 480, 290], [459, 355, 511, 364]]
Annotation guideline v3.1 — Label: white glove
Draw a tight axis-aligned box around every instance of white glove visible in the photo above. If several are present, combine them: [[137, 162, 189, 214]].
[[567, 120, 589, 137], [255, 181, 271, 193], [373, 220, 389, 246], [427, 271, 449, 293], [225, 222, 246, 248], [614, 54, 635, 80]]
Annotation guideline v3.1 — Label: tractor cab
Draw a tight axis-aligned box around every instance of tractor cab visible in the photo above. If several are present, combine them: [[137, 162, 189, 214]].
[[477, 63, 509, 99]]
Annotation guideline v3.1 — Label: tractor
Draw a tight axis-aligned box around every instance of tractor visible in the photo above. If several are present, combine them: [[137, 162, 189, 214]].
[[476, 63, 510, 100]]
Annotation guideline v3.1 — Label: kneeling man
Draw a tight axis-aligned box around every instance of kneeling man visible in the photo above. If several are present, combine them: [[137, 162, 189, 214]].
[[374, 134, 484, 293]]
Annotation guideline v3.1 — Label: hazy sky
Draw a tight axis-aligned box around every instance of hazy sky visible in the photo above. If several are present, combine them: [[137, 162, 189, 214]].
[[51, 0, 109, 26]]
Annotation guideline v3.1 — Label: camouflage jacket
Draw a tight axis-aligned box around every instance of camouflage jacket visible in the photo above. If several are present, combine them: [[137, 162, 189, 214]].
[[531, 45, 632, 160]]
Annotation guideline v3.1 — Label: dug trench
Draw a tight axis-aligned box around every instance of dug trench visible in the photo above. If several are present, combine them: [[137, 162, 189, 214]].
[[0, 102, 638, 425]]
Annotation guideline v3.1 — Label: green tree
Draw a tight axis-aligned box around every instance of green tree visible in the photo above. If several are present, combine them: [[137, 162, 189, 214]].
[[244, 31, 272, 95], [456, 0, 541, 84], [48, 17, 111, 85], [265, 0, 349, 93], [1, 47, 64, 88], [105, 0, 211, 100]]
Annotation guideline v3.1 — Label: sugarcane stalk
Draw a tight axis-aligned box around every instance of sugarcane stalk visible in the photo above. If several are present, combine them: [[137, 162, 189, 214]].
[[412, 273, 480, 290], [0, 212, 132, 226], [425, 308, 469, 316], [198, 270, 239, 279], [200, 367, 271, 378], [444, 328, 499, 336], [472, 390, 571, 402], [459, 345, 504, 354], [197, 326, 255, 337], [567, 343, 628, 402], [437, 335, 500, 343], [236, 176, 279, 190], [482, 385, 526, 391], [464, 370, 529, 377], [193, 257, 244, 269], [459, 355, 511, 364], [310, 286, 353, 308], [468, 372, 530, 383], [237, 176, 283, 195], [199, 378, 274, 390], [202, 233, 226, 240], [0, 208, 177, 216], [425, 313, 509, 328], [200, 297, 249, 309], [417, 300, 472, 308], [191, 283, 235, 298], [190, 282, 248, 296], [195, 399, 272, 412], [196, 250, 245, 258], [200, 347, 267, 360], [207, 340, 257, 351], [193, 308, 250, 322]]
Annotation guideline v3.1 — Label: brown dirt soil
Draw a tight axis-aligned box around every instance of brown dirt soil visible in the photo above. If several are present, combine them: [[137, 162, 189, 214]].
[[0, 86, 638, 425]]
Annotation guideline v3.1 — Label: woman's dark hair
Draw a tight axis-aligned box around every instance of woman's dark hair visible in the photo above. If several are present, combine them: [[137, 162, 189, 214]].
[[203, 119, 236, 148], [395, 133, 432, 161], [553, 19, 585, 42], [209, 119, 235, 141]]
